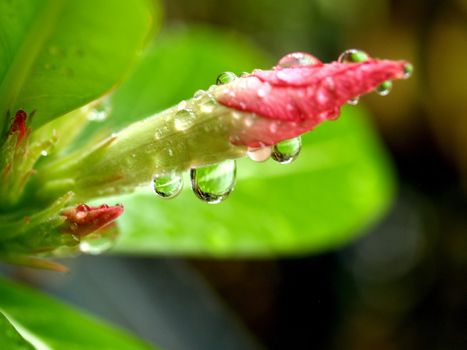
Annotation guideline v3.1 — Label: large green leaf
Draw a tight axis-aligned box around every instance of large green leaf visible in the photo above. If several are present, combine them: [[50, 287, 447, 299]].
[[0, 276, 157, 350], [107, 106, 395, 257], [0, 0, 157, 132], [0, 311, 34, 350]]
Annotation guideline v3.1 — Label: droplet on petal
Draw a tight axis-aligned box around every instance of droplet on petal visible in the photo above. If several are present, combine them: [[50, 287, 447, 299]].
[[216, 72, 237, 85], [375, 80, 393, 96], [271, 137, 302, 164], [190, 160, 236, 204], [247, 146, 272, 162], [153, 173, 183, 199], [338, 49, 369, 63], [403, 63, 413, 78], [276, 52, 321, 68]]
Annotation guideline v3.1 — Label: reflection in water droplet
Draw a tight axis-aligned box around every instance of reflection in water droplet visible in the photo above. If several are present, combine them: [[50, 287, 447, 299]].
[[338, 49, 369, 63], [79, 233, 114, 255], [247, 147, 272, 162], [271, 137, 301, 164], [40, 150, 48, 157], [403, 63, 413, 78], [191, 160, 236, 204], [277, 52, 321, 68], [347, 97, 359, 105], [375, 80, 393, 96], [174, 109, 195, 131], [216, 72, 237, 85], [153, 173, 183, 199]]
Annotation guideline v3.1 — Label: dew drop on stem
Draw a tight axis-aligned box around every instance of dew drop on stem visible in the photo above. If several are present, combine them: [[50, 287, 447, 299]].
[[271, 137, 302, 164], [216, 72, 237, 85], [190, 160, 236, 204], [153, 173, 183, 199]]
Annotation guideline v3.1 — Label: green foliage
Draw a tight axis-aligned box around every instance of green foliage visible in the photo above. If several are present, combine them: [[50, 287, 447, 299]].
[[0, 0, 155, 132], [0, 277, 156, 349], [0, 311, 34, 350]]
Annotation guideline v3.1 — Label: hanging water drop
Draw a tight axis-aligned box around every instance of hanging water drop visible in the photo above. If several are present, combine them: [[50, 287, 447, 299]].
[[153, 173, 183, 199], [174, 108, 195, 131], [403, 63, 413, 78], [347, 97, 359, 105], [277, 52, 321, 68], [216, 72, 237, 85], [338, 49, 369, 63], [190, 160, 236, 204], [247, 146, 272, 162], [79, 233, 115, 255], [271, 137, 301, 164], [375, 80, 393, 96]]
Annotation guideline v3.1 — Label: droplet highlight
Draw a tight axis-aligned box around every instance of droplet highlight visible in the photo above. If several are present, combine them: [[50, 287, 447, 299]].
[[216, 72, 237, 85], [277, 52, 321, 68], [153, 173, 183, 199], [375, 80, 393, 96], [271, 137, 301, 164], [190, 160, 236, 204]]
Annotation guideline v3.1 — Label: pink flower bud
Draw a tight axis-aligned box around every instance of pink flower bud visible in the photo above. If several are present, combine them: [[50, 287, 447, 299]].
[[61, 203, 124, 237], [214, 53, 411, 147]]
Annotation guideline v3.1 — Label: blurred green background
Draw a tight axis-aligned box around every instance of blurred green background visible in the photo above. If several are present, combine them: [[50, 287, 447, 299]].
[[3, 0, 466, 349]]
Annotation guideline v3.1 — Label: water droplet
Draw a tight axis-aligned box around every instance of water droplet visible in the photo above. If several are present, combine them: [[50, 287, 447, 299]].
[[88, 103, 111, 121], [403, 63, 413, 78], [216, 72, 237, 85], [174, 108, 195, 131], [271, 137, 301, 164], [247, 147, 272, 162], [79, 233, 114, 255], [277, 52, 321, 68], [347, 97, 359, 105], [193, 89, 205, 99], [190, 160, 236, 204], [153, 173, 183, 199], [375, 80, 393, 96], [338, 49, 369, 63], [257, 84, 271, 98]]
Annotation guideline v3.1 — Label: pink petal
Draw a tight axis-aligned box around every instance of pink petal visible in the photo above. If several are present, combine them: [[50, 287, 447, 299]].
[[215, 56, 409, 147]]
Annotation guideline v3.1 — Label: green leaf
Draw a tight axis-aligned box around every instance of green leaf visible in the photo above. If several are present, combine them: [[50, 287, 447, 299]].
[[0, 0, 157, 132], [108, 106, 395, 257], [0, 276, 157, 349], [108, 25, 270, 128], [0, 311, 34, 350]]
